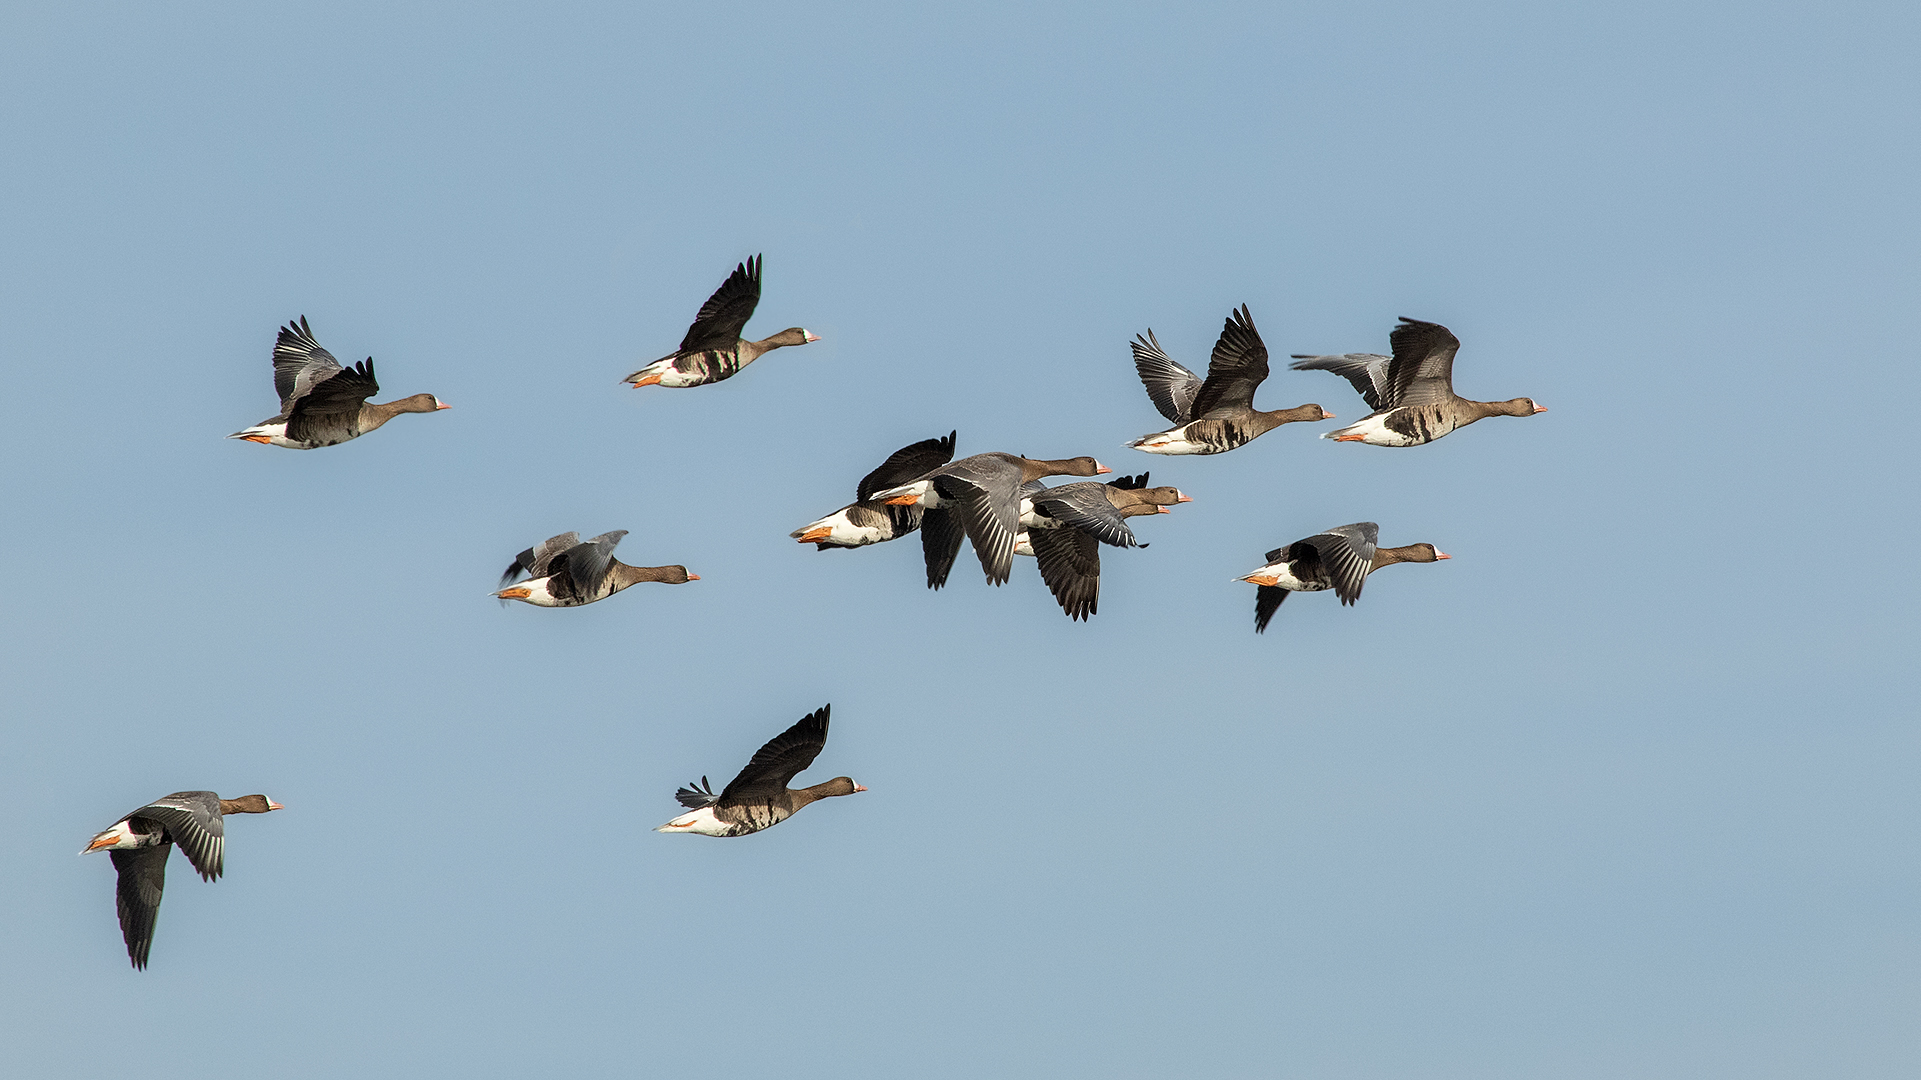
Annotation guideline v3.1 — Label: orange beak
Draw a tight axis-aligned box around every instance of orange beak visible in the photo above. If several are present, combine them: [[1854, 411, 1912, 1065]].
[[1435, 551, 1452, 560], [435, 402, 452, 411], [1533, 404, 1548, 413], [497, 587, 532, 600], [1176, 492, 1193, 503], [1157, 506, 1170, 514], [267, 801, 285, 810], [1095, 464, 1112, 474], [853, 784, 868, 792], [796, 527, 833, 543], [686, 574, 700, 580]]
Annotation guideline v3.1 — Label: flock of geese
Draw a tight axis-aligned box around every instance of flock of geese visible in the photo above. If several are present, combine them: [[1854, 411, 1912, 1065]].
[[83, 255, 1545, 968]]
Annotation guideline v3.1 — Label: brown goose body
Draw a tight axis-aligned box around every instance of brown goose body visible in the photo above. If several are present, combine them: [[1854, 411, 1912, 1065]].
[[494, 530, 696, 607], [1022, 472, 1192, 620], [658, 705, 864, 837], [1292, 318, 1544, 447], [792, 432, 959, 549], [1126, 307, 1331, 455], [229, 317, 448, 449], [82, 791, 282, 969], [1238, 522, 1449, 631]]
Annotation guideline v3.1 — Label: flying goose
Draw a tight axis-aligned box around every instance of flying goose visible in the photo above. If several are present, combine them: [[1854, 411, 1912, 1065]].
[[1125, 307, 1332, 455], [1237, 522, 1448, 631], [869, 453, 1110, 588], [791, 431, 958, 549], [82, 791, 282, 969], [1022, 472, 1191, 620], [657, 705, 863, 837], [1290, 317, 1545, 446], [494, 530, 696, 606], [622, 255, 819, 388], [229, 317, 448, 448]]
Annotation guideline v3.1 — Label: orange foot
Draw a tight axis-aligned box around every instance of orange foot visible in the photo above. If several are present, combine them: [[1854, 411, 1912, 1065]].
[[1333, 434, 1367, 442], [241, 435, 272, 444], [796, 527, 833, 543], [630, 373, 663, 387]]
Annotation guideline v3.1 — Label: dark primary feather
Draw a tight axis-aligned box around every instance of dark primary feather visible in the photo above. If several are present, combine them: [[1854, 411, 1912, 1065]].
[[1131, 330, 1203, 424], [270, 316, 343, 408], [857, 430, 957, 502], [1384, 317, 1461, 407], [678, 255, 762, 354], [1031, 526, 1103, 621], [1030, 484, 1140, 549], [1288, 352, 1390, 410], [131, 792, 226, 881], [675, 776, 719, 809], [718, 705, 830, 806], [1300, 522, 1379, 605], [111, 845, 170, 970], [1253, 584, 1288, 632], [546, 530, 628, 601], [500, 532, 581, 588], [952, 479, 1020, 585], [920, 506, 965, 589], [285, 358, 379, 442], [1106, 472, 1149, 491], [1187, 305, 1270, 419]]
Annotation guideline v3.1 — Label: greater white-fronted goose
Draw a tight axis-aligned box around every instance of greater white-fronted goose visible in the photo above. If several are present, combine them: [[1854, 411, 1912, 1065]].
[[494, 530, 696, 607], [657, 705, 863, 837], [1238, 522, 1448, 631], [1022, 472, 1191, 620], [791, 431, 958, 549], [228, 317, 448, 449], [81, 791, 282, 969], [1125, 307, 1332, 455], [1290, 317, 1545, 446], [621, 255, 819, 388], [869, 453, 1111, 588]]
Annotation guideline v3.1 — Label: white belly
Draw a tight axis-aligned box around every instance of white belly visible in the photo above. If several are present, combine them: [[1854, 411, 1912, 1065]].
[[1239, 561, 1321, 591], [792, 508, 888, 547], [1325, 411, 1426, 447], [1124, 425, 1210, 455], [656, 806, 736, 835]]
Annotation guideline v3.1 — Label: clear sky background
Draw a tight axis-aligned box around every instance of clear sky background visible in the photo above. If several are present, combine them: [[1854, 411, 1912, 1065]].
[[2, 2, 1917, 1077]]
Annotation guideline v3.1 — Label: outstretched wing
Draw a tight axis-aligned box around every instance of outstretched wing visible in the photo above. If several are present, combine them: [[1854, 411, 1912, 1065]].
[[1288, 352, 1391, 410], [921, 507, 966, 590], [1131, 330, 1203, 424], [1105, 472, 1149, 492], [1030, 484, 1140, 549], [110, 844, 170, 970], [270, 316, 345, 410], [1187, 306, 1270, 418], [1031, 526, 1103, 621], [1299, 522, 1379, 605], [674, 776, 719, 809], [501, 532, 582, 588], [857, 431, 958, 502], [549, 530, 629, 597], [285, 358, 380, 443], [1253, 585, 1288, 633], [133, 792, 225, 882], [1384, 318, 1460, 407], [678, 255, 762, 354], [718, 705, 830, 806]]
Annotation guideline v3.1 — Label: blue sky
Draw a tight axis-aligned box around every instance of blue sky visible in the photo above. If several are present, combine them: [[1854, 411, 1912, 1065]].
[[2, 2, 1918, 1077]]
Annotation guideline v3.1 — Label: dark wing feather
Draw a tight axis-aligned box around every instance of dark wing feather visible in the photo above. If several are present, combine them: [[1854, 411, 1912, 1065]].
[[953, 481, 1019, 586], [1300, 522, 1379, 605], [1187, 306, 1270, 418], [1106, 472, 1149, 492], [920, 507, 965, 590], [285, 358, 380, 443], [1384, 318, 1460, 407], [501, 532, 581, 588], [718, 705, 830, 806], [1031, 527, 1103, 621], [675, 776, 719, 809], [110, 844, 170, 970], [1253, 585, 1288, 633], [550, 530, 628, 597], [857, 431, 958, 502], [135, 792, 225, 881], [1131, 330, 1203, 424], [678, 255, 762, 354], [270, 316, 344, 410], [1031, 485, 1139, 549], [1287, 353, 1391, 410]]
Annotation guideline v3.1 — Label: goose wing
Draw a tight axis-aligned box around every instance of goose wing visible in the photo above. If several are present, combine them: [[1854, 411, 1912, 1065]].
[[717, 705, 830, 806], [937, 456, 1023, 586], [857, 430, 958, 502], [678, 255, 762, 354], [1298, 522, 1379, 605], [285, 359, 379, 443], [920, 507, 966, 590], [1030, 483, 1140, 549], [1384, 318, 1460, 407], [1186, 306, 1270, 418], [548, 530, 629, 598], [1130, 330, 1203, 424], [674, 776, 720, 809], [1253, 585, 1289, 632], [1031, 526, 1103, 621], [270, 316, 344, 411], [501, 532, 582, 588], [1287, 352, 1390, 410], [130, 791, 225, 882], [110, 844, 171, 970]]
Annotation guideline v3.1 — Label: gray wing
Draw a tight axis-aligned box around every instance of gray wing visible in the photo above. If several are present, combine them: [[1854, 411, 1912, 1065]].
[[1131, 330, 1203, 424], [718, 705, 830, 806], [552, 530, 629, 595], [1187, 306, 1270, 418], [501, 532, 582, 588], [938, 456, 1024, 586], [674, 776, 720, 809], [857, 431, 958, 503], [1384, 318, 1460, 407], [1030, 526, 1103, 621], [1288, 353, 1391, 410], [270, 316, 344, 411], [284, 359, 379, 444], [1030, 484, 1140, 549], [110, 844, 171, 970], [920, 507, 966, 590], [134, 792, 225, 882], [1299, 522, 1379, 605]]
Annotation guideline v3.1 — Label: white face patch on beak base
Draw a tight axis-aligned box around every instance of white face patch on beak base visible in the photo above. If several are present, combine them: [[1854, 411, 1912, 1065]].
[[803, 330, 821, 343]]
